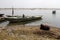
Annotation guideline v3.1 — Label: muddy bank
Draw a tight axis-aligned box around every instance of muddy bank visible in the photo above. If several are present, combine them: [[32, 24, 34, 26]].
[[0, 25, 60, 40]]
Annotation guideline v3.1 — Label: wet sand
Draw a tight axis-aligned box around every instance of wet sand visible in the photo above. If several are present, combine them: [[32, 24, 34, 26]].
[[0, 25, 60, 40]]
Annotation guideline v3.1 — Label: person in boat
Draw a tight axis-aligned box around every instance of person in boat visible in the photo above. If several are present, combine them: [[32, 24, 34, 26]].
[[22, 14, 25, 18]]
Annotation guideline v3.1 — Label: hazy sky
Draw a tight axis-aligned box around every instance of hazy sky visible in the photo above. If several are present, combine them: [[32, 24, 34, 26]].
[[0, 0, 60, 8]]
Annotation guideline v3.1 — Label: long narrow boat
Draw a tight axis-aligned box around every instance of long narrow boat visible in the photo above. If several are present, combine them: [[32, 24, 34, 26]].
[[5, 16, 42, 23]]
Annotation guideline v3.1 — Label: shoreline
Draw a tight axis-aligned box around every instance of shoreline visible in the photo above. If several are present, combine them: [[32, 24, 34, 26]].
[[0, 25, 60, 40]]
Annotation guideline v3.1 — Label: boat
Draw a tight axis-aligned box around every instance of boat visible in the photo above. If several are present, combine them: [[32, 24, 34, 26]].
[[4, 8, 42, 23], [52, 10, 56, 14], [5, 16, 42, 23]]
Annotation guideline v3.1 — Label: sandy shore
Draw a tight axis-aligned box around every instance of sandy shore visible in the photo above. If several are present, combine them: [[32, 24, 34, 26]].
[[0, 25, 60, 40]]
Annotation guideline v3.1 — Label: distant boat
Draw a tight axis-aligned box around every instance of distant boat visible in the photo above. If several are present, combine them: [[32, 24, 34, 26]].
[[52, 10, 56, 14]]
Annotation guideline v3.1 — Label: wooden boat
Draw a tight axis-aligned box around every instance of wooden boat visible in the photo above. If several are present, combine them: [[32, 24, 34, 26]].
[[5, 16, 42, 23]]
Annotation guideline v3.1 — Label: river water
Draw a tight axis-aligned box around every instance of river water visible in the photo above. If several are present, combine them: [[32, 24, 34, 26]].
[[0, 9, 60, 28], [0, 21, 9, 28]]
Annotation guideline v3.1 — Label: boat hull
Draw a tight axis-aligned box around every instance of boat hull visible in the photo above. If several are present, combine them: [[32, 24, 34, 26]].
[[5, 16, 42, 24]]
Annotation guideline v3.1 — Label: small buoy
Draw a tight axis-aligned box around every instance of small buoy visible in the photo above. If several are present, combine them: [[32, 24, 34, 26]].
[[52, 10, 56, 14]]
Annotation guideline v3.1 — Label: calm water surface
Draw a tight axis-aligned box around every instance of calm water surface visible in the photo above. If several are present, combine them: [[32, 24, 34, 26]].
[[0, 9, 60, 28]]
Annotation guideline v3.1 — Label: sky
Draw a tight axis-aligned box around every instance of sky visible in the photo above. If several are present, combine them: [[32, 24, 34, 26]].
[[0, 0, 60, 8]]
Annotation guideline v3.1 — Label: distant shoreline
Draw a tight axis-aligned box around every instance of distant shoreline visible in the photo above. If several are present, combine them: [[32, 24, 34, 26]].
[[0, 8, 60, 10]]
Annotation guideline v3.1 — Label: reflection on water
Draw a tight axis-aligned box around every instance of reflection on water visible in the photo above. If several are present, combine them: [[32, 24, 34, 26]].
[[0, 21, 9, 27]]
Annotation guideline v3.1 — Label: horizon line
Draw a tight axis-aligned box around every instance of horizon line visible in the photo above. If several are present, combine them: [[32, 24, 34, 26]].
[[0, 8, 60, 10]]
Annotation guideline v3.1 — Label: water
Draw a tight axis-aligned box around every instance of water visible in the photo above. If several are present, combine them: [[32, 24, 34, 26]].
[[0, 9, 60, 28], [0, 21, 9, 27]]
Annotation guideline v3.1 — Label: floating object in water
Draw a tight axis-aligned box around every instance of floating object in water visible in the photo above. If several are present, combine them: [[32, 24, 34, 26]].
[[52, 10, 56, 14], [40, 24, 50, 31]]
